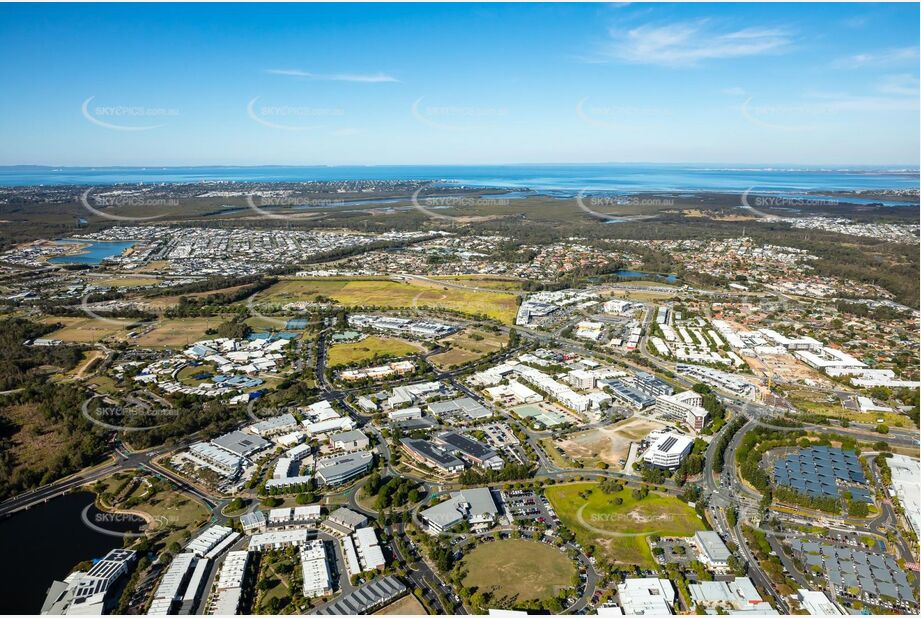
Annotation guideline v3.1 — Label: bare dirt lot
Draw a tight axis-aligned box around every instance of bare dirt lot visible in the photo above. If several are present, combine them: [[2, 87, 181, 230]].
[[556, 417, 667, 469]]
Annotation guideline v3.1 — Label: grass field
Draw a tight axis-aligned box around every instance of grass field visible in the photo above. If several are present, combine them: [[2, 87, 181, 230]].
[[94, 276, 162, 287], [43, 316, 135, 343], [93, 472, 210, 550], [430, 276, 525, 291], [429, 328, 508, 369], [326, 335, 422, 367], [545, 482, 704, 567], [132, 317, 226, 348], [460, 539, 575, 603], [785, 387, 913, 428], [258, 278, 519, 323]]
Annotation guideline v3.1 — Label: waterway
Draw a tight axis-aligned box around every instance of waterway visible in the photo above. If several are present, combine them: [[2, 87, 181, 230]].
[[0, 491, 142, 613], [48, 239, 136, 265], [612, 270, 678, 284]]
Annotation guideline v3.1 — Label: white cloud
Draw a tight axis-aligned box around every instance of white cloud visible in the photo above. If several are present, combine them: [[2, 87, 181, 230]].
[[266, 69, 399, 83], [722, 87, 748, 97], [877, 74, 920, 97], [596, 20, 793, 67], [833, 47, 918, 69]]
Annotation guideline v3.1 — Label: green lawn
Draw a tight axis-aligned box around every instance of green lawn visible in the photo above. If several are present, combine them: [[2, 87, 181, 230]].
[[461, 539, 576, 603], [545, 482, 704, 567], [326, 335, 422, 367]]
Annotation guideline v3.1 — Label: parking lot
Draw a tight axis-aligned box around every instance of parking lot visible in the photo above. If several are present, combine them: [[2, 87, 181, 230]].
[[501, 489, 559, 527]]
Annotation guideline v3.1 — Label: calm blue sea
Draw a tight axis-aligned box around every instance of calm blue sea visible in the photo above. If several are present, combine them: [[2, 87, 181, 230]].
[[1, 164, 918, 196]]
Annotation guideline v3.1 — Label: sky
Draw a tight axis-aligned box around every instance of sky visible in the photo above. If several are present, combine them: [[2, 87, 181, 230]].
[[0, 2, 918, 166]]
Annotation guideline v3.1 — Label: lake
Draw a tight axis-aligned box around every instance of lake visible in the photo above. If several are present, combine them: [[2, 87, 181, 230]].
[[0, 491, 142, 613], [613, 270, 678, 284], [49, 240, 136, 265]]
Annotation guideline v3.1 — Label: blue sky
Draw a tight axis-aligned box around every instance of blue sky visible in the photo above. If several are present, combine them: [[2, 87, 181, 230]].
[[0, 2, 917, 166]]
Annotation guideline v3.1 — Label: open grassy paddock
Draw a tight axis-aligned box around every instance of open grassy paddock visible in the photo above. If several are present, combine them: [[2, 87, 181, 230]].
[[131, 317, 227, 348], [460, 539, 576, 604], [257, 277, 519, 323], [544, 482, 704, 567], [429, 327, 508, 369], [42, 316, 136, 343], [326, 335, 422, 367]]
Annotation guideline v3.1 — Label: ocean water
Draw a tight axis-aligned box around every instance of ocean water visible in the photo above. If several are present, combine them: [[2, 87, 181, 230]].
[[1, 164, 918, 196]]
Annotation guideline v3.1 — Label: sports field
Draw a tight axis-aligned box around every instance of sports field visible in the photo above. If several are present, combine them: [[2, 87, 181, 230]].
[[258, 278, 518, 323], [460, 539, 575, 603], [544, 482, 704, 567], [326, 335, 422, 367], [132, 317, 226, 348]]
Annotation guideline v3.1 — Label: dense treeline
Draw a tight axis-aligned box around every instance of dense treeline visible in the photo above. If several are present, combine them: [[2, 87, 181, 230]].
[[712, 417, 746, 474], [458, 462, 533, 485], [0, 381, 107, 500], [362, 472, 422, 509], [0, 318, 86, 390], [123, 397, 246, 450]]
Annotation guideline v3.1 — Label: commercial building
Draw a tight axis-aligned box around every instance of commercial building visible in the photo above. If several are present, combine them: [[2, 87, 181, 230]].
[[796, 590, 842, 615], [187, 442, 244, 478], [632, 371, 674, 397], [428, 397, 492, 421], [888, 455, 921, 535], [314, 451, 374, 485], [248, 413, 298, 437], [329, 429, 370, 452], [147, 553, 198, 615], [209, 551, 249, 616], [186, 525, 239, 559], [693, 531, 732, 570], [240, 510, 267, 533], [617, 578, 676, 615], [211, 430, 271, 458], [434, 431, 504, 470], [688, 578, 771, 613], [605, 379, 656, 410], [327, 507, 368, 532], [388, 407, 422, 422], [300, 540, 333, 598], [656, 391, 709, 433], [643, 432, 693, 469], [420, 487, 498, 534], [400, 438, 465, 475], [41, 549, 136, 615], [248, 529, 309, 551]]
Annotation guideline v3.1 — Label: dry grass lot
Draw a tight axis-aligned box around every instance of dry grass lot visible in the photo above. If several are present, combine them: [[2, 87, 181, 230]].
[[429, 328, 508, 369], [326, 335, 422, 367], [374, 594, 427, 615], [132, 317, 226, 348], [257, 278, 519, 323], [42, 316, 135, 343], [460, 539, 576, 603]]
